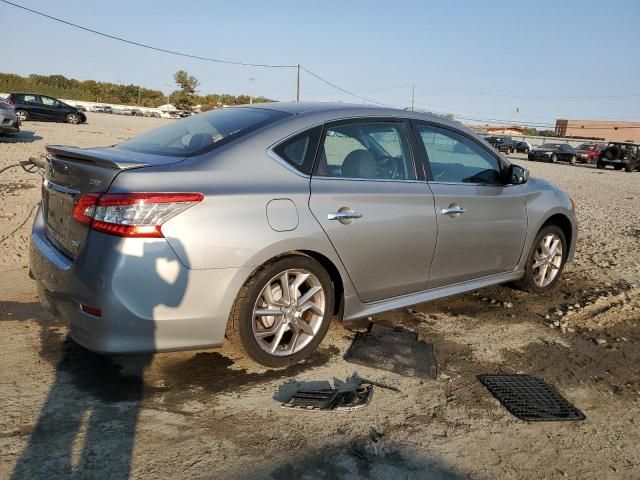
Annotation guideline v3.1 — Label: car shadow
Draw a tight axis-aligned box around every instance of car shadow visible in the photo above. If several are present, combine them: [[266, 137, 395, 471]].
[[232, 440, 468, 479], [0, 131, 43, 143], [9, 240, 190, 479]]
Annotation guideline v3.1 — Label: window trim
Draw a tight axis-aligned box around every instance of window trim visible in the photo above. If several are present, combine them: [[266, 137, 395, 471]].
[[410, 120, 509, 186], [311, 117, 420, 182]]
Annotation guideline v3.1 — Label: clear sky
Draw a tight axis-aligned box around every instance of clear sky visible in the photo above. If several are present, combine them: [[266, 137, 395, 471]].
[[3, 0, 639, 125]]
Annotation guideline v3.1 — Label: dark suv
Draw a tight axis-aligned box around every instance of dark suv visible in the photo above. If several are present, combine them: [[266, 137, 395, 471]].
[[597, 142, 639, 172], [5, 93, 87, 124], [485, 135, 517, 154]]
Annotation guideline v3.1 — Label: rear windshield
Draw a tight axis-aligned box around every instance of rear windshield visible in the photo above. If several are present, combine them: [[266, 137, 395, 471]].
[[117, 107, 288, 157]]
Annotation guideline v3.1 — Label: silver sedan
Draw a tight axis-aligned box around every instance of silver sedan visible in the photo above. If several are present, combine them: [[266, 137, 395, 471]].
[[0, 100, 19, 134], [30, 103, 577, 367]]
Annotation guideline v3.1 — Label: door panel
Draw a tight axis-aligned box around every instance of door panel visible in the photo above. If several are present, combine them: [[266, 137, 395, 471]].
[[412, 122, 528, 288], [309, 118, 436, 303], [310, 178, 437, 302], [427, 183, 527, 288]]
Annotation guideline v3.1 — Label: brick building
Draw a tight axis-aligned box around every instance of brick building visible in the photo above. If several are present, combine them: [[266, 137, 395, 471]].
[[555, 119, 640, 143]]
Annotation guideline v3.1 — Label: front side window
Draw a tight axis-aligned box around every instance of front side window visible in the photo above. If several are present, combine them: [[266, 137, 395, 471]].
[[417, 124, 503, 184], [315, 121, 415, 180], [117, 107, 289, 157]]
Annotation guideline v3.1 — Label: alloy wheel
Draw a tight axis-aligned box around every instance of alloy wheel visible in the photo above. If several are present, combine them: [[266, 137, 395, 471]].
[[16, 110, 28, 121], [67, 114, 80, 124], [532, 233, 563, 288], [251, 269, 326, 356]]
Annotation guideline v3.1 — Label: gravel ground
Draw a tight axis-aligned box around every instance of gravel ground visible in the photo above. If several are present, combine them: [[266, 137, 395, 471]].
[[1, 115, 639, 480]]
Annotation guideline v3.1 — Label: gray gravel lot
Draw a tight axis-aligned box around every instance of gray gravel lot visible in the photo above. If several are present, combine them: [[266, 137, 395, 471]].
[[1, 115, 639, 479]]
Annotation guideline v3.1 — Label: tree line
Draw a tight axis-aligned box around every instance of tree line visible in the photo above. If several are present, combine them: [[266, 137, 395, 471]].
[[0, 72, 273, 109]]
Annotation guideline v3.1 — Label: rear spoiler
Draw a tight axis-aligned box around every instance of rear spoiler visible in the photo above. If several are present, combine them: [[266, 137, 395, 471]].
[[46, 145, 150, 170]]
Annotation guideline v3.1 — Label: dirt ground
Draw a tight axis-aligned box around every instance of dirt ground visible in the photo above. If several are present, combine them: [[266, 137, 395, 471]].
[[1, 114, 639, 480]]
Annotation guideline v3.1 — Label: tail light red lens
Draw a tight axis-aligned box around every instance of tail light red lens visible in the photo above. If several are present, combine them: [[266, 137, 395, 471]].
[[72, 192, 203, 238]]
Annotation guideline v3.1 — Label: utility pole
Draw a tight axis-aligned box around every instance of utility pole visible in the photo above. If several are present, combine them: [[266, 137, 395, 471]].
[[248, 78, 255, 104], [137, 86, 141, 107], [411, 83, 415, 111], [296, 64, 300, 102]]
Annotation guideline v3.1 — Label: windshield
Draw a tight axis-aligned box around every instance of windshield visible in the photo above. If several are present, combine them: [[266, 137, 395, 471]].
[[576, 143, 593, 151], [117, 107, 288, 156]]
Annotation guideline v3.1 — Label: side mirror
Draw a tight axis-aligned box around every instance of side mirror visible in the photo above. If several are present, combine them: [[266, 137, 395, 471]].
[[508, 164, 529, 185]]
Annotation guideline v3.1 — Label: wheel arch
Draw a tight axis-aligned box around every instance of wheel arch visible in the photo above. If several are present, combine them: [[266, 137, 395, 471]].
[[242, 249, 347, 318], [541, 213, 574, 259]]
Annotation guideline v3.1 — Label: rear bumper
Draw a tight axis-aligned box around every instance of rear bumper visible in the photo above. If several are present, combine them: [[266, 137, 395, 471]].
[[0, 117, 19, 133], [30, 206, 251, 354]]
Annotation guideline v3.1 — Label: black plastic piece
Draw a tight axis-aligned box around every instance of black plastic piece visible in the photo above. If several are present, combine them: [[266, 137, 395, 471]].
[[344, 324, 437, 379], [282, 386, 373, 411], [283, 389, 340, 410], [478, 374, 586, 422]]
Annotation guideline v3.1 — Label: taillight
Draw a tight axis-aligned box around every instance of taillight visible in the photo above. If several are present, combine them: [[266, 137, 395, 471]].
[[6, 97, 14, 105], [72, 192, 203, 238]]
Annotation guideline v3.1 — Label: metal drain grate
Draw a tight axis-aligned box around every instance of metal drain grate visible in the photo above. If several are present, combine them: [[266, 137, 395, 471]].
[[344, 324, 437, 379], [478, 374, 586, 421]]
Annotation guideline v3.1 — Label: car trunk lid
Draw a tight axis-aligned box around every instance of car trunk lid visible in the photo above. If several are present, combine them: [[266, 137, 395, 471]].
[[42, 145, 186, 258]]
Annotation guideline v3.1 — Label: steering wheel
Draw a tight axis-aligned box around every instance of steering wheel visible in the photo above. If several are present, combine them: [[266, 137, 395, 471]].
[[376, 155, 399, 179]]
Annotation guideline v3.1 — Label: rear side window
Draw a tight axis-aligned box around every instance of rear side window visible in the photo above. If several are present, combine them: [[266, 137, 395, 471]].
[[117, 107, 289, 157], [315, 121, 416, 180], [272, 126, 322, 175]]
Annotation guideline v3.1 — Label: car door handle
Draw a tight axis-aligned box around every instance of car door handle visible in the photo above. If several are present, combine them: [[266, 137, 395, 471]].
[[440, 206, 466, 216], [327, 211, 363, 221]]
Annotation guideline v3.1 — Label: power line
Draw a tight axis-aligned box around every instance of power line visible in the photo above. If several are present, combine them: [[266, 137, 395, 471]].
[[0, 0, 297, 68], [299, 67, 396, 107]]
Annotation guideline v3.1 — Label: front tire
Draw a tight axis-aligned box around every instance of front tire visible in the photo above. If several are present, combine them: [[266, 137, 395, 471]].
[[226, 255, 335, 367], [515, 225, 567, 293], [66, 113, 80, 124], [569, 155, 576, 165]]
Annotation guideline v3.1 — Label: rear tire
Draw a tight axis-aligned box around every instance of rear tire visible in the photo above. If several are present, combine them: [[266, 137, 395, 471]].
[[625, 161, 636, 173], [15, 110, 28, 121], [550, 154, 557, 163], [569, 155, 576, 165], [596, 160, 604, 169], [226, 255, 335, 368], [515, 225, 567, 293]]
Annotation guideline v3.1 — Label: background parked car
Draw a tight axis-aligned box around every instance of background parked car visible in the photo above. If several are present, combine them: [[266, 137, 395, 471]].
[[514, 140, 532, 154], [528, 143, 577, 163], [5, 93, 86, 124], [575, 143, 606, 164], [485, 135, 517, 154], [0, 100, 20, 134], [596, 142, 639, 172]]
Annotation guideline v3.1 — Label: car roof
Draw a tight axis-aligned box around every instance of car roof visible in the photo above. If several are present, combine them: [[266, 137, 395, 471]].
[[240, 101, 461, 126]]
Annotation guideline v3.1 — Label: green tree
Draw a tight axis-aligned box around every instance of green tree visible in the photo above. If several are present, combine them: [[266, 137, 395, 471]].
[[169, 70, 200, 110]]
